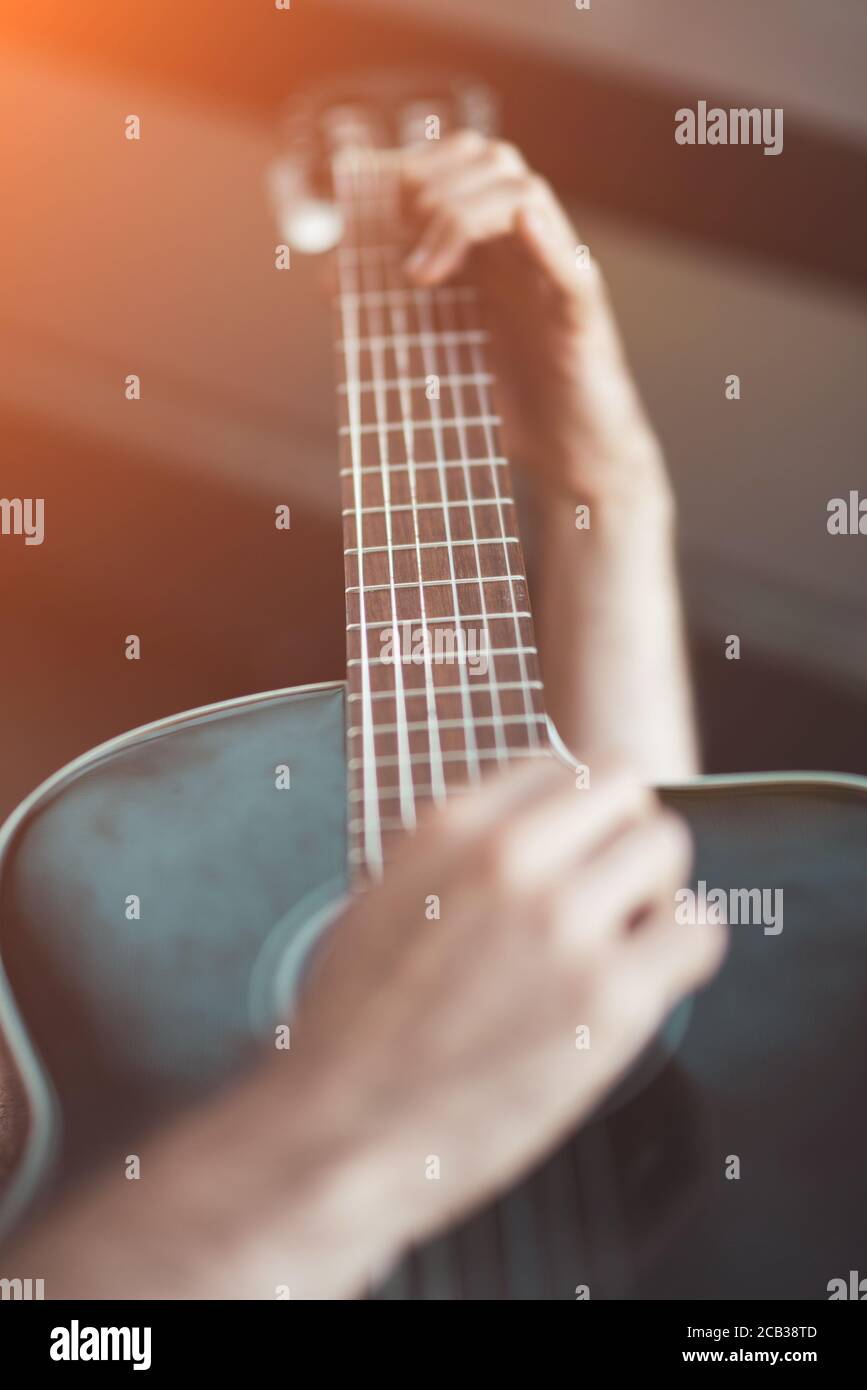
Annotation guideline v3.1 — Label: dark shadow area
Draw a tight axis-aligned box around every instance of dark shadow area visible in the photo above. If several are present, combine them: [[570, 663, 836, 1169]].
[[0, 408, 345, 819], [694, 638, 867, 778]]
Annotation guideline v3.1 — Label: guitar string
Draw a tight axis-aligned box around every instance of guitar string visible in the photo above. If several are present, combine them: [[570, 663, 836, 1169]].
[[443, 289, 543, 747], [402, 246, 483, 787], [342, 179, 469, 792], [333, 151, 385, 878], [351, 155, 417, 834], [433, 286, 509, 764], [365, 158, 540, 772], [370, 154, 448, 808], [337, 144, 546, 847], [359, 160, 471, 803]]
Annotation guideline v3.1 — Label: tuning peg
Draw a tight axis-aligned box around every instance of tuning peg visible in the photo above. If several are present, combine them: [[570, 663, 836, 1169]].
[[265, 154, 343, 255]]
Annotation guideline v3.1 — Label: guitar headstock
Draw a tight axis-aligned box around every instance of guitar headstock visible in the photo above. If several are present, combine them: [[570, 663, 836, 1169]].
[[267, 71, 498, 254]]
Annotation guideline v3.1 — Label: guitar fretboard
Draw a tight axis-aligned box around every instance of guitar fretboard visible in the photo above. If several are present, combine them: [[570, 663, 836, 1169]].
[[333, 152, 548, 879]]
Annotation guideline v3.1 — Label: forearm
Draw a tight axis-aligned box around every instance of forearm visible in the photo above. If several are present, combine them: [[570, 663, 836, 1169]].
[[535, 478, 699, 783], [1, 1058, 406, 1301]]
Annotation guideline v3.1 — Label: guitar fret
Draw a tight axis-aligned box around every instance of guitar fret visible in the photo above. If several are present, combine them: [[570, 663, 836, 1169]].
[[349, 817, 406, 834], [338, 287, 478, 310], [337, 374, 494, 394], [347, 715, 548, 737], [337, 330, 489, 350], [346, 575, 525, 593], [349, 784, 477, 803], [348, 646, 538, 669], [340, 458, 507, 477], [345, 537, 518, 556], [346, 681, 544, 702], [343, 499, 513, 516], [348, 748, 543, 771], [347, 611, 532, 631], [339, 415, 500, 436]]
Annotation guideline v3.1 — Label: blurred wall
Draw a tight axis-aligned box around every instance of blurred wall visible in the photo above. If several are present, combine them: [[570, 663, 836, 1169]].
[[0, 7, 865, 814], [338, 0, 867, 141]]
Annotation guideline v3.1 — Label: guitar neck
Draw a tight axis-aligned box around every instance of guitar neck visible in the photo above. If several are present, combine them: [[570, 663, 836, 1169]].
[[333, 150, 548, 879]]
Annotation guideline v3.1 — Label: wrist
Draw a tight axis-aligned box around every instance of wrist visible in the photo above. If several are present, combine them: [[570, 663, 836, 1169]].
[[135, 1052, 412, 1300], [534, 466, 677, 551], [528, 428, 675, 529], [251, 1056, 411, 1297]]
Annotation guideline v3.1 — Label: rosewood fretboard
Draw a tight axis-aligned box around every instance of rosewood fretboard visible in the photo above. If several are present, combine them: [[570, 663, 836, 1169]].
[[333, 150, 548, 878]]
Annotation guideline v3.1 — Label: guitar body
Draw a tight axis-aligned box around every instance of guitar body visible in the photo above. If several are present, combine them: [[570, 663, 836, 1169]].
[[0, 682, 350, 1233], [2, 680, 867, 1296]]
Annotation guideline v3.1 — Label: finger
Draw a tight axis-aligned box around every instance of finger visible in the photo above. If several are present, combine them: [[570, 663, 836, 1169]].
[[403, 209, 469, 285], [405, 143, 527, 219], [401, 131, 514, 184], [419, 754, 561, 840], [402, 173, 598, 306], [402, 157, 532, 283], [364, 756, 558, 907], [391, 764, 653, 934], [484, 771, 655, 896], [515, 190, 599, 303], [568, 810, 695, 939], [404, 177, 544, 284], [405, 758, 644, 884], [618, 899, 728, 1014]]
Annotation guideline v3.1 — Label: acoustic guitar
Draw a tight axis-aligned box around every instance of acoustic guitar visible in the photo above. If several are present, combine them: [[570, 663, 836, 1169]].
[[1, 75, 865, 1298]]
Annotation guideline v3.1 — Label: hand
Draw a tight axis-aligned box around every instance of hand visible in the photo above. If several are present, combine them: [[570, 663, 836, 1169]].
[[290, 761, 725, 1265], [1, 766, 721, 1300], [400, 132, 672, 515]]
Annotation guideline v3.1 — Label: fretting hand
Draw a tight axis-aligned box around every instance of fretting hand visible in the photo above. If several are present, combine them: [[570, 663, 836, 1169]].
[[401, 132, 671, 517]]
